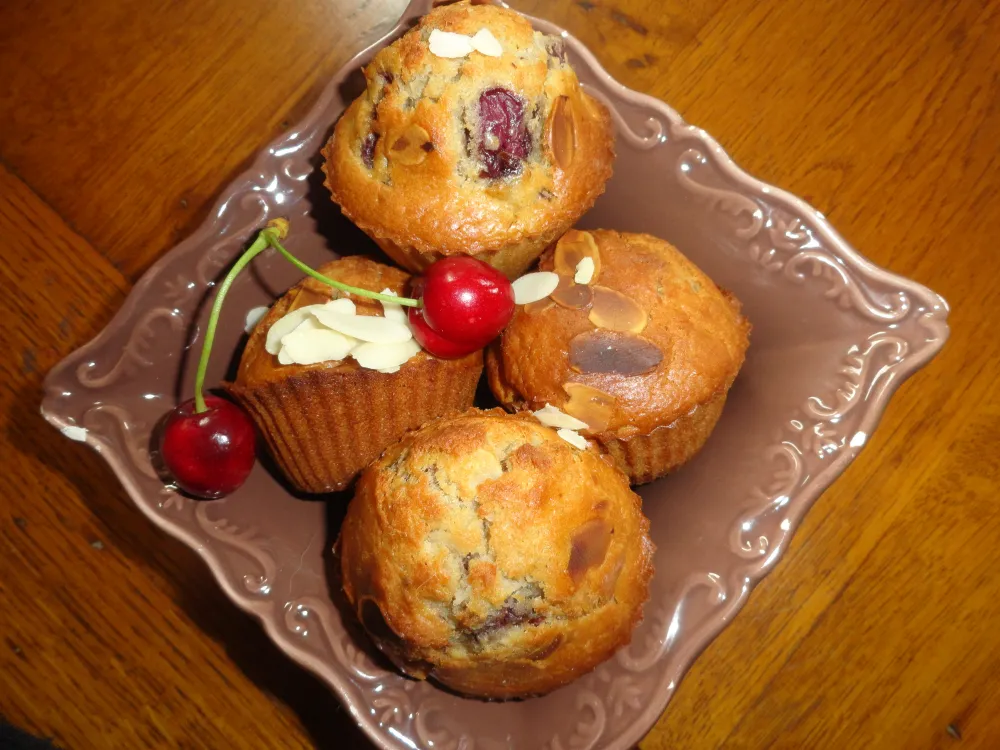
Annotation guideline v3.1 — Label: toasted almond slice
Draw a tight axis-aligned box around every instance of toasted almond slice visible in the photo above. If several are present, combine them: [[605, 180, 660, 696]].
[[281, 326, 357, 365], [324, 297, 357, 315], [244, 305, 269, 333], [551, 274, 594, 309], [563, 382, 617, 433], [557, 428, 588, 450], [512, 271, 560, 305], [265, 305, 326, 355], [379, 288, 407, 323], [533, 403, 589, 431], [554, 230, 601, 282], [428, 29, 474, 58], [589, 286, 648, 333], [569, 329, 662, 375], [470, 28, 503, 57], [351, 338, 422, 370], [312, 307, 412, 343], [575, 257, 595, 285]]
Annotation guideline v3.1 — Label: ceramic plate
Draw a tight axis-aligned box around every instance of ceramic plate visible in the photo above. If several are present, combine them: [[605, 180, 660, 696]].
[[41, 1, 949, 747]]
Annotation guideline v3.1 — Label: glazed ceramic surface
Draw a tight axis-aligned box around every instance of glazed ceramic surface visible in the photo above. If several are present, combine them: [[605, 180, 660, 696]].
[[41, 1, 949, 748]]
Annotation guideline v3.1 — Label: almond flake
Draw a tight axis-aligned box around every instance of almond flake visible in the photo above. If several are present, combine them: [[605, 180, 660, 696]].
[[351, 339, 421, 370], [244, 305, 268, 333], [265, 305, 327, 354], [574, 257, 595, 285], [533, 403, 589, 431], [557, 428, 588, 450], [281, 325, 357, 365], [429, 29, 475, 58], [311, 307, 412, 343], [324, 297, 357, 315], [379, 288, 407, 323], [470, 28, 503, 57], [512, 271, 560, 305]]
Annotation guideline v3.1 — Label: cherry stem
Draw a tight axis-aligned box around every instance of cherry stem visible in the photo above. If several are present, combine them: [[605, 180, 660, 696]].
[[193, 218, 421, 414], [262, 234, 421, 309]]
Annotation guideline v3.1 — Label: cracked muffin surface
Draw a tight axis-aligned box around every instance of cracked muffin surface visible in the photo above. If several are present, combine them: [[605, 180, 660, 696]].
[[322, 1, 614, 278], [338, 408, 653, 699]]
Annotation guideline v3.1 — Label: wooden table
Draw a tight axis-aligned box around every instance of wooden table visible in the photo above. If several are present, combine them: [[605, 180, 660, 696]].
[[1, 0, 997, 747]]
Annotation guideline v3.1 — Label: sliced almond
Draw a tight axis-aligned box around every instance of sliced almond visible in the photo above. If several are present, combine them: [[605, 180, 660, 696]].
[[575, 257, 595, 285], [379, 288, 407, 323], [563, 382, 617, 433], [557, 428, 588, 450], [388, 124, 433, 166], [470, 28, 503, 57], [265, 305, 326, 355], [312, 307, 412, 343], [568, 330, 663, 375], [567, 518, 613, 583], [550, 274, 593, 310], [546, 95, 577, 170], [512, 271, 560, 305], [351, 338, 421, 370], [428, 29, 474, 58], [533, 403, 589, 431], [281, 326, 358, 365], [324, 297, 357, 315], [589, 286, 648, 333], [553, 230, 601, 282], [244, 305, 268, 333]]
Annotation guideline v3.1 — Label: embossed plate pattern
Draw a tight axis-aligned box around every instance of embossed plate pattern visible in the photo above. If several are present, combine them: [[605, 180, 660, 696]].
[[41, 1, 949, 748]]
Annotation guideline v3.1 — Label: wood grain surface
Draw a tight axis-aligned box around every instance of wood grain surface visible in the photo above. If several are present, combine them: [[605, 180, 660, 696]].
[[1, 0, 997, 748]]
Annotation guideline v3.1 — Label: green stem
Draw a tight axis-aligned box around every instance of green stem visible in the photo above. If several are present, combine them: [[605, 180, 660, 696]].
[[193, 218, 420, 413], [263, 235, 421, 309]]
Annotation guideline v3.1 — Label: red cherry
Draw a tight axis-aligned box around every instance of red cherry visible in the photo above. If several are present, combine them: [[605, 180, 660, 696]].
[[407, 306, 483, 358], [160, 395, 256, 499], [417, 257, 515, 346]]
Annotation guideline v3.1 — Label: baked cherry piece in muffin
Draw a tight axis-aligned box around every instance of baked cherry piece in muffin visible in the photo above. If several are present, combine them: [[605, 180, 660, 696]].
[[487, 230, 751, 484], [322, 1, 614, 279], [338, 409, 653, 699]]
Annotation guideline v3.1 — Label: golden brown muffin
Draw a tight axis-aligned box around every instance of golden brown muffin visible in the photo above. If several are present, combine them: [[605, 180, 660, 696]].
[[487, 230, 750, 484], [322, 1, 614, 279], [226, 256, 482, 494], [338, 408, 653, 699]]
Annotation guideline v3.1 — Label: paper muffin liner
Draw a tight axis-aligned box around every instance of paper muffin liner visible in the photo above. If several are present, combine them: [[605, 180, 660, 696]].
[[374, 231, 566, 281], [226, 355, 483, 494], [597, 393, 728, 485]]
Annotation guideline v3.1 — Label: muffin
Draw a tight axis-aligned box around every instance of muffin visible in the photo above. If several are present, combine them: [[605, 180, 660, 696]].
[[338, 408, 654, 699], [226, 256, 482, 494], [487, 230, 750, 484], [322, 1, 614, 279]]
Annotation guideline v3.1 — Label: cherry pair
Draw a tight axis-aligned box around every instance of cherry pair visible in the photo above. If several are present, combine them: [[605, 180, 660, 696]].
[[161, 219, 514, 499]]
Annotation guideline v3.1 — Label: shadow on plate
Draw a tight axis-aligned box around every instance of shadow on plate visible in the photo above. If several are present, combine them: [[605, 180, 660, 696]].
[[9, 382, 376, 749]]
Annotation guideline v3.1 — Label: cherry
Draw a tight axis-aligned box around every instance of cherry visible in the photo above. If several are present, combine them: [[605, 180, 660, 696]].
[[415, 257, 514, 350], [478, 87, 531, 178], [407, 306, 482, 358], [160, 396, 256, 499]]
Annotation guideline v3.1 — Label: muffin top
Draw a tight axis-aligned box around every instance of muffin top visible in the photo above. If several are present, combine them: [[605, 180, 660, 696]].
[[237, 255, 479, 386], [338, 408, 653, 686], [488, 230, 751, 438], [323, 1, 613, 257]]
